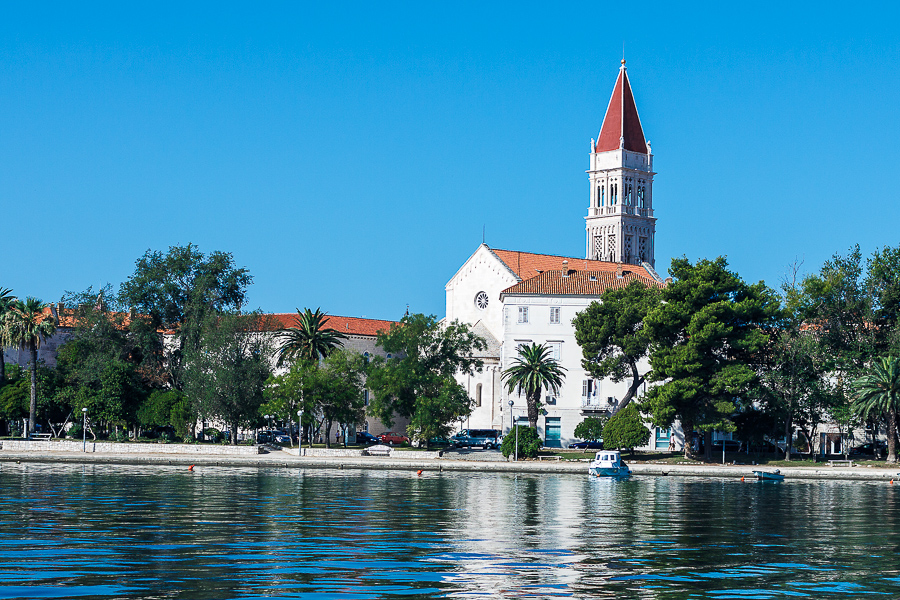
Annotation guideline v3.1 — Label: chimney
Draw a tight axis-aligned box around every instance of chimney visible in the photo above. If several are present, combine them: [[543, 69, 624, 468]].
[[562, 260, 569, 278], [616, 263, 623, 279]]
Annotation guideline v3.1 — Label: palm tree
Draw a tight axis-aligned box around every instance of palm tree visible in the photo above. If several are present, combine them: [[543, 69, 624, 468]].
[[852, 355, 900, 463], [0, 287, 15, 386], [277, 308, 348, 366], [4, 298, 56, 435], [502, 343, 566, 428]]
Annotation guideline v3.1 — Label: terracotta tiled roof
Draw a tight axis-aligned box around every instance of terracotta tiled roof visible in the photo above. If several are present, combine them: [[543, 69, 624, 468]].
[[490, 248, 653, 281], [595, 63, 648, 154], [267, 313, 397, 337], [501, 269, 662, 297]]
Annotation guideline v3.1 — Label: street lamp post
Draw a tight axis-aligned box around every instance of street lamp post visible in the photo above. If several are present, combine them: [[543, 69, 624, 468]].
[[459, 415, 466, 434], [81, 408, 88, 452], [265, 414, 272, 431], [508, 400, 518, 461]]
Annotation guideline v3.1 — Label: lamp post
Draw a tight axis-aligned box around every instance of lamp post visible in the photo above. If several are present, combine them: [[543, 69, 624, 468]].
[[265, 414, 272, 430], [81, 408, 88, 452], [297, 410, 303, 448], [508, 400, 518, 462], [458, 415, 466, 434]]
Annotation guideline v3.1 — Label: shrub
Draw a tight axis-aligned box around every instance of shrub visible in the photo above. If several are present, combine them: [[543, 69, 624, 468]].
[[602, 403, 650, 452], [501, 426, 542, 459], [67, 423, 83, 439], [574, 417, 606, 441]]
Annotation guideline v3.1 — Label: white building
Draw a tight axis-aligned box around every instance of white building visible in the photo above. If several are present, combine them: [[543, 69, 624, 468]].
[[446, 61, 681, 450]]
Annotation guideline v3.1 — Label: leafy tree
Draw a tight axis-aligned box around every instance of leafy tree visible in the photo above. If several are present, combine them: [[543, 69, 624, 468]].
[[500, 425, 542, 459], [366, 313, 485, 444], [501, 343, 566, 428], [574, 417, 606, 442], [3, 298, 56, 434], [119, 244, 252, 390], [601, 403, 650, 453], [573, 280, 661, 414], [643, 257, 781, 461], [0, 287, 15, 385], [183, 311, 273, 445], [276, 308, 348, 366], [137, 389, 194, 438], [852, 355, 900, 463]]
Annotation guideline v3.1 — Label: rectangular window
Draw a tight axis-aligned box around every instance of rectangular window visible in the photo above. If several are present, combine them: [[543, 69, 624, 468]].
[[364, 390, 369, 406], [548, 342, 561, 361], [582, 380, 594, 397], [518, 306, 529, 323], [550, 307, 560, 324]]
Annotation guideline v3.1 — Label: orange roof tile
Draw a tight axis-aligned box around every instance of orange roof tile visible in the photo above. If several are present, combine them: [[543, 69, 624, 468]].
[[501, 269, 662, 296], [266, 314, 397, 337], [490, 248, 654, 281]]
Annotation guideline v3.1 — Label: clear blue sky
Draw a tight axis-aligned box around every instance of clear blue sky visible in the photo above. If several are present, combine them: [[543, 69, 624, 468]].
[[2, 2, 898, 321]]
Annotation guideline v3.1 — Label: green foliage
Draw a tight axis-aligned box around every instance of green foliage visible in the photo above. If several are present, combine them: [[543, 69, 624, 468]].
[[276, 308, 349, 366], [0, 286, 15, 386], [852, 355, 900, 462], [574, 417, 606, 441], [501, 343, 566, 428], [137, 390, 195, 438], [601, 403, 650, 451], [366, 314, 485, 443], [643, 256, 781, 459], [118, 244, 252, 390], [183, 311, 273, 444], [574, 280, 661, 412], [3, 297, 57, 433], [500, 425, 542, 459]]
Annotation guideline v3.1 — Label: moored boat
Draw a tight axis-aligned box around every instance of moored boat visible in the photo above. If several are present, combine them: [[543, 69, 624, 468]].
[[752, 469, 784, 481], [588, 450, 631, 478]]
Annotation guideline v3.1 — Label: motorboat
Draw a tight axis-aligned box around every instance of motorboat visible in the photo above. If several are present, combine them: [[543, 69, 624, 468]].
[[588, 450, 631, 478], [752, 469, 784, 481]]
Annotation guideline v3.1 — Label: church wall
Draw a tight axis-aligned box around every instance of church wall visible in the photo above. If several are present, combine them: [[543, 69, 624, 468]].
[[445, 245, 518, 342]]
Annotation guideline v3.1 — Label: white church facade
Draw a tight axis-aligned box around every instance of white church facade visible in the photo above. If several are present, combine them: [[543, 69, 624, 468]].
[[446, 61, 682, 450]]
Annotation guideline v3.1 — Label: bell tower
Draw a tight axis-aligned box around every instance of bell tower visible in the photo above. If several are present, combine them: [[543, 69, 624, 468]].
[[585, 60, 656, 267]]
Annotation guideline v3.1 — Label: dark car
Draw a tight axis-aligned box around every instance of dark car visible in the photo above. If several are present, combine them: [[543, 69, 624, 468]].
[[711, 440, 741, 452], [355, 432, 379, 445], [568, 440, 604, 450], [850, 442, 887, 456]]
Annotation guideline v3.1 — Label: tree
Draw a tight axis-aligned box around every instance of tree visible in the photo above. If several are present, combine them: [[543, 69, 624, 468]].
[[119, 244, 252, 390], [276, 308, 349, 366], [366, 313, 486, 444], [137, 389, 194, 439], [643, 257, 782, 461], [3, 298, 56, 434], [574, 417, 606, 442], [601, 403, 650, 453], [500, 425, 542, 459], [0, 287, 15, 386], [184, 312, 273, 445], [502, 342, 566, 428], [573, 280, 661, 414], [852, 355, 900, 463]]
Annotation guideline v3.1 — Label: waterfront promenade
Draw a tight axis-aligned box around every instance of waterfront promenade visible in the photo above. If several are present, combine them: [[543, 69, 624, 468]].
[[1, 444, 899, 481]]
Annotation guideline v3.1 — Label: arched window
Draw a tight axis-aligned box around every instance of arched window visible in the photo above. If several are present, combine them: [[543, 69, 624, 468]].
[[598, 185, 604, 207], [475, 383, 482, 407]]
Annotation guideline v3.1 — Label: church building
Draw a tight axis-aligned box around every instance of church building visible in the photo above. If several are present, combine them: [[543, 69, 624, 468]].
[[445, 61, 678, 450]]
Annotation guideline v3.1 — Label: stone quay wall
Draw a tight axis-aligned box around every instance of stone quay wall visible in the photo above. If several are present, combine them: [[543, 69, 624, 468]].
[[0, 440, 263, 455]]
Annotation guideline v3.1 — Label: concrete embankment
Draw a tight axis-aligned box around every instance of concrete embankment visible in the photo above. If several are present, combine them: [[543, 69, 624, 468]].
[[1, 446, 899, 481]]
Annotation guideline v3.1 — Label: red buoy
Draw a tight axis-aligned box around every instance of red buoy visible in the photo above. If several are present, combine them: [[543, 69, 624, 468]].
[[189, 465, 194, 471], [416, 470, 423, 476]]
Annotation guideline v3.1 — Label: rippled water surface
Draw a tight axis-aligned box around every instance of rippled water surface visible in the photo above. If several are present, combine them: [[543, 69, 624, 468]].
[[1, 463, 899, 599]]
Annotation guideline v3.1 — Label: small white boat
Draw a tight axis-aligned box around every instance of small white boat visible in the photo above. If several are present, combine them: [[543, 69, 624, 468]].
[[752, 469, 784, 481], [588, 450, 631, 478]]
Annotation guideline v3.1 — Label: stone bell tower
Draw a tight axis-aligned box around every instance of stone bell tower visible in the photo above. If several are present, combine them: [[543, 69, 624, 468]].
[[585, 60, 657, 267]]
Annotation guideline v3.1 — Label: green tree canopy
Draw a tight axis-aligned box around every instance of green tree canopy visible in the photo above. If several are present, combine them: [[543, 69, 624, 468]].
[[501, 342, 566, 428], [184, 311, 273, 445], [574, 417, 606, 442], [366, 313, 485, 444], [573, 279, 661, 414], [852, 355, 900, 463], [3, 297, 57, 434], [118, 244, 252, 390], [601, 403, 650, 453], [643, 256, 782, 460], [0, 286, 15, 386]]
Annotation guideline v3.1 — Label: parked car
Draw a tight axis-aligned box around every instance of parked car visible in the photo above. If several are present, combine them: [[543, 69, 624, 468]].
[[711, 440, 741, 452], [427, 437, 452, 447], [355, 432, 379, 445], [568, 440, 603, 450], [450, 429, 502, 449], [379, 432, 410, 445], [257, 430, 290, 445], [850, 441, 887, 456]]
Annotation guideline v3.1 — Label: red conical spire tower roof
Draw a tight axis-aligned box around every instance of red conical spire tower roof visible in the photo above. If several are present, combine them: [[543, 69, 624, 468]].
[[594, 61, 648, 154]]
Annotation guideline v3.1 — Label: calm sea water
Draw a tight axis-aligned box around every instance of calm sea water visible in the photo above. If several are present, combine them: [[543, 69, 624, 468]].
[[0, 463, 898, 599]]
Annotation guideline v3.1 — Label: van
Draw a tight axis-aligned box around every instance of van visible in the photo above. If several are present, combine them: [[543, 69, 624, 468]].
[[451, 429, 502, 449]]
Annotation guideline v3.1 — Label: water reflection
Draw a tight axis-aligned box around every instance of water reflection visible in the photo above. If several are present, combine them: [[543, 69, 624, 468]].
[[0, 462, 898, 599]]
